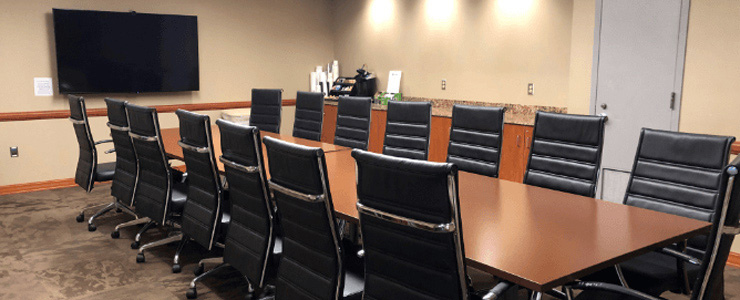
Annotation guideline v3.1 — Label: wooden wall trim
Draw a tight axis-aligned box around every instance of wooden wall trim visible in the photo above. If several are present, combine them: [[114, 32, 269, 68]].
[[728, 251, 740, 268], [732, 142, 739, 155], [0, 99, 297, 122], [0, 178, 77, 195]]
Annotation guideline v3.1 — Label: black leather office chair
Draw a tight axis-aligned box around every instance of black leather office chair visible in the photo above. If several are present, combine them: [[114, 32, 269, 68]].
[[382, 100, 432, 160], [523, 111, 606, 197], [293, 91, 324, 141], [186, 120, 281, 299], [334, 96, 372, 150], [447, 105, 506, 177], [96, 98, 145, 237], [263, 136, 364, 300], [124, 104, 188, 262], [352, 149, 517, 300], [250, 88, 282, 133], [582, 129, 736, 298], [170, 109, 227, 273], [568, 155, 740, 300], [68, 95, 116, 230]]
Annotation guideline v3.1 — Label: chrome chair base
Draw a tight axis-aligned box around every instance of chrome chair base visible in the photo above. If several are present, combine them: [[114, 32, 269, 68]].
[[136, 233, 183, 263], [186, 260, 272, 300], [110, 217, 151, 239], [77, 198, 138, 232]]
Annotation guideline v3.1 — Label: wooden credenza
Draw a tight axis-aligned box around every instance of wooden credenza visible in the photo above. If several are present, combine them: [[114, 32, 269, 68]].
[[320, 104, 533, 182]]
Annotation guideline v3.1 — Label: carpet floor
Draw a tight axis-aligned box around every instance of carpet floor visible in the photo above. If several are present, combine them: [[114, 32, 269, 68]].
[[0, 184, 738, 299]]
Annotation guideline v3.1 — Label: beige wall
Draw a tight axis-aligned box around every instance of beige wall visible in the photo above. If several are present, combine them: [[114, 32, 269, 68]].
[[0, 0, 329, 185], [565, 0, 595, 115], [678, 0, 740, 138], [332, 0, 575, 107]]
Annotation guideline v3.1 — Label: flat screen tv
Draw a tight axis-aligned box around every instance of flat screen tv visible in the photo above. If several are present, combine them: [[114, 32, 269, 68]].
[[53, 9, 199, 94]]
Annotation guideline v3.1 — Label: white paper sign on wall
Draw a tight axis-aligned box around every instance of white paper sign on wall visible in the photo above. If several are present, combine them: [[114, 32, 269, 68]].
[[387, 71, 402, 94], [34, 77, 53, 96]]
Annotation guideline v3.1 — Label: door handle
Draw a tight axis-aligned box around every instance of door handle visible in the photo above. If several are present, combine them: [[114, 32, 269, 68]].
[[526, 136, 531, 149], [599, 113, 608, 122], [516, 135, 521, 147]]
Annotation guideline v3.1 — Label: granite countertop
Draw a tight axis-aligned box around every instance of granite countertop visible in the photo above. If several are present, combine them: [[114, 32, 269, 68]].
[[324, 96, 566, 126]]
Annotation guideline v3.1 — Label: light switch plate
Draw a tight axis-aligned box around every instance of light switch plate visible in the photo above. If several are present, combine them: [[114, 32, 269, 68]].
[[527, 83, 534, 95], [442, 79, 447, 90], [10, 147, 18, 157]]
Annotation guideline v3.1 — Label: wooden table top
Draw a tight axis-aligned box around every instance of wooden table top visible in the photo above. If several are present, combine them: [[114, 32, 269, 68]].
[[161, 128, 711, 292], [160, 126, 351, 170]]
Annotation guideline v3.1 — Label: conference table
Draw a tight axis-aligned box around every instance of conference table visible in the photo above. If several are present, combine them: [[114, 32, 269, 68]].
[[160, 126, 711, 293]]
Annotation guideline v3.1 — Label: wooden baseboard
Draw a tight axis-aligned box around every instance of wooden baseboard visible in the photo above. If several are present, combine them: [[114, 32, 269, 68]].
[[732, 142, 739, 155], [0, 178, 77, 196], [728, 252, 740, 268]]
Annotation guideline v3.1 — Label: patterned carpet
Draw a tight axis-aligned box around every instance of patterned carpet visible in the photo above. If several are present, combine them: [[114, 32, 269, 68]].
[[0, 184, 738, 299]]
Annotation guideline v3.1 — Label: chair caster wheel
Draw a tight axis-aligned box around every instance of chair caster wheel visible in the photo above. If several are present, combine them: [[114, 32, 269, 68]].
[[136, 253, 145, 263], [172, 264, 181, 273], [116, 208, 122, 213], [193, 265, 204, 276], [111, 231, 120, 239], [131, 241, 140, 249], [76, 214, 85, 223], [186, 288, 197, 299], [88, 224, 97, 232]]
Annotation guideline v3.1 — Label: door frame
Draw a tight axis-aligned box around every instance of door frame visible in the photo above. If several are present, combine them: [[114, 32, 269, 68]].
[[589, 0, 691, 199], [589, 0, 690, 130]]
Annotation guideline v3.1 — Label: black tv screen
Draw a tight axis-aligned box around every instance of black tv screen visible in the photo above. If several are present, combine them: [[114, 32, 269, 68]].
[[53, 9, 199, 94]]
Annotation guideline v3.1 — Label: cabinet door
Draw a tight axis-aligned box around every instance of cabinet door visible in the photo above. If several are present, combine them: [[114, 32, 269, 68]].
[[367, 109, 387, 153], [321, 104, 338, 143], [499, 124, 530, 182], [428, 116, 452, 162]]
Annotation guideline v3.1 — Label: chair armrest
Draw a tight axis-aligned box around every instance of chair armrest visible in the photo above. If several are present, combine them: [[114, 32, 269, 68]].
[[657, 247, 701, 265], [478, 281, 517, 300], [94, 139, 113, 145], [566, 282, 666, 300]]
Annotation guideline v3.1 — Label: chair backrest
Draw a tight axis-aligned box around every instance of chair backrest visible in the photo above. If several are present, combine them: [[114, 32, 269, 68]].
[[625, 129, 735, 256], [249, 88, 282, 133], [293, 91, 325, 141], [68, 95, 97, 192], [523, 111, 606, 197], [383, 101, 432, 160], [691, 157, 739, 300], [352, 149, 468, 300], [176, 109, 223, 250], [217, 119, 274, 289], [334, 96, 372, 150], [447, 104, 506, 178], [125, 103, 173, 224], [105, 98, 137, 207], [263, 136, 343, 300]]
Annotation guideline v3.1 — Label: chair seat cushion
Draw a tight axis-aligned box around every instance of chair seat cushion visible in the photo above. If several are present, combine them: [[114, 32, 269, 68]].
[[95, 162, 116, 182], [582, 251, 700, 297], [169, 180, 188, 214], [342, 268, 364, 299]]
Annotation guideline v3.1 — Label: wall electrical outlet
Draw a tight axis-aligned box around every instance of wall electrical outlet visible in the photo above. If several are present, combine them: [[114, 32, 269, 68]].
[[527, 83, 534, 95], [442, 79, 447, 90], [10, 146, 19, 157]]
